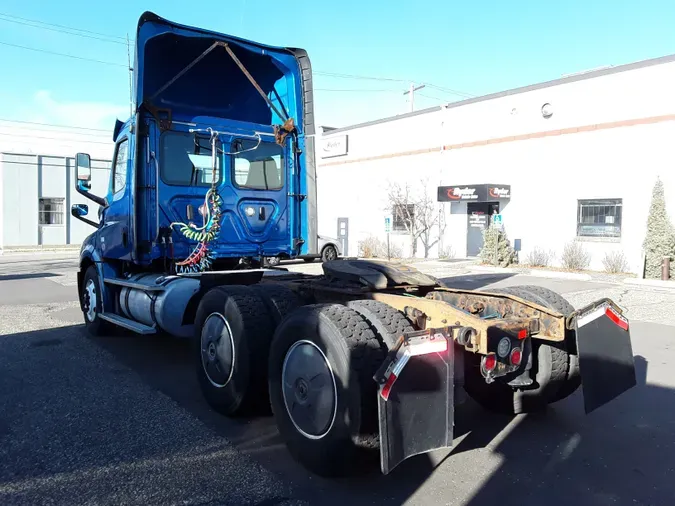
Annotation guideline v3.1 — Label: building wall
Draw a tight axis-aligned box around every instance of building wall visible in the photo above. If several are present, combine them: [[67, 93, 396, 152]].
[[317, 58, 675, 274], [0, 153, 111, 248]]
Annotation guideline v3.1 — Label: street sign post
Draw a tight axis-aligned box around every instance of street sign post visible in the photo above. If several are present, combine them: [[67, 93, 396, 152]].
[[385, 216, 392, 260], [493, 214, 503, 226]]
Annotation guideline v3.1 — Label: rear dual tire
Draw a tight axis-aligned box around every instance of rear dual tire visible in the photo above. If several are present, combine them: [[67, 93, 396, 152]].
[[268, 301, 413, 477], [463, 285, 580, 414], [194, 283, 300, 416]]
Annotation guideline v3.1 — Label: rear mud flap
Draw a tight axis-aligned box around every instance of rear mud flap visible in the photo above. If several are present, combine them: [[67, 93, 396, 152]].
[[573, 299, 637, 414], [373, 329, 454, 475]]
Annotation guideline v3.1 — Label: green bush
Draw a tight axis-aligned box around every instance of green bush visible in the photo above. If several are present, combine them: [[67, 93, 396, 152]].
[[479, 225, 516, 267], [643, 178, 675, 279]]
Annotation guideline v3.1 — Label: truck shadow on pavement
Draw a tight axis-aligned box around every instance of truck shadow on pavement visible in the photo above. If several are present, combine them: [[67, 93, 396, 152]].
[[89, 326, 670, 506], [1, 318, 670, 506]]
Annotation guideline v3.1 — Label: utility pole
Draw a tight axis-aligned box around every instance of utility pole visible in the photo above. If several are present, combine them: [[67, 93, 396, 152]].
[[403, 82, 425, 112], [126, 33, 133, 117]]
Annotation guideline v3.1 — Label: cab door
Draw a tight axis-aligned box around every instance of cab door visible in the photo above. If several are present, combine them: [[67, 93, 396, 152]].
[[99, 135, 132, 261]]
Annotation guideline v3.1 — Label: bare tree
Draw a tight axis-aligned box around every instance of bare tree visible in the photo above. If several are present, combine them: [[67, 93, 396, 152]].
[[386, 179, 446, 258], [386, 182, 422, 257], [417, 180, 446, 258]]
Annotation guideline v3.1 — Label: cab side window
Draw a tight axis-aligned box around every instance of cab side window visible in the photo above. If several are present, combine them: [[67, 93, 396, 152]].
[[113, 139, 129, 194]]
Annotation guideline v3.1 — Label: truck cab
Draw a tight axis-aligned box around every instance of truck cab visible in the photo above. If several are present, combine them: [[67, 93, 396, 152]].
[[73, 11, 318, 274]]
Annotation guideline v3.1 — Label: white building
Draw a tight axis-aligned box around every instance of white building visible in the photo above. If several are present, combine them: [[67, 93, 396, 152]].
[[316, 53, 675, 275]]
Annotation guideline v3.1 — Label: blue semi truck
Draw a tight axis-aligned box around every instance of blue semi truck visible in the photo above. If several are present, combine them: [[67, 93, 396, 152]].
[[72, 11, 638, 477]]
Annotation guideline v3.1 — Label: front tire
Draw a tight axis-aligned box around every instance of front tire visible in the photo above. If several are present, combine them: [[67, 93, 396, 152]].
[[268, 304, 386, 477], [81, 265, 109, 337], [194, 285, 275, 417]]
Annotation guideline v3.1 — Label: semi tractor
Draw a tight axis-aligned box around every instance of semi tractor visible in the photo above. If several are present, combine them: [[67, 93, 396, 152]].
[[72, 11, 637, 477]]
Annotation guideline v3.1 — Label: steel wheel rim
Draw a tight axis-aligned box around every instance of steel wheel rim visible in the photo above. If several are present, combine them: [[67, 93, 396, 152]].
[[84, 279, 97, 322], [325, 247, 337, 261], [200, 312, 236, 388], [281, 340, 338, 440]]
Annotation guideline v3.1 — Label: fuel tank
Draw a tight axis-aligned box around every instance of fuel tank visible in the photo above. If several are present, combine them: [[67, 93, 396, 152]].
[[119, 273, 200, 338]]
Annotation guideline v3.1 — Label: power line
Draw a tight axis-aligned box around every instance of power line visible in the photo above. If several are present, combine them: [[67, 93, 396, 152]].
[[0, 124, 111, 138], [0, 11, 129, 42], [0, 11, 475, 98], [0, 132, 113, 145], [0, 40, 128, 67], [314, 71, 475, 98], [0, 15, 128, 45], [424, 83, 474, 98], [313, 71, 408, 83], [314, 88, 401, 93], [0, 118, 111, 132]]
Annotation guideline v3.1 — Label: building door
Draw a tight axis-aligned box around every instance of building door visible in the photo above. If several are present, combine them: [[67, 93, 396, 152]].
[[337, 217, 348, 256], [467, 202, 499, 256]]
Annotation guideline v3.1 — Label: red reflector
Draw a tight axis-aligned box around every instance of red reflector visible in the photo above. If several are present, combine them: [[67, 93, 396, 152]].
[[510, 347, 522, 366], [605, 306, 629, 331], [517, 329, 528, 340], [380, 373, 398, 401], [483, 354, 497, 371]]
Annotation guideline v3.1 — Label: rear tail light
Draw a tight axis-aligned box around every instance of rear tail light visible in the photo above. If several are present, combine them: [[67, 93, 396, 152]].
[[483, 354, 497, 372], [510, 347, 522, 366]]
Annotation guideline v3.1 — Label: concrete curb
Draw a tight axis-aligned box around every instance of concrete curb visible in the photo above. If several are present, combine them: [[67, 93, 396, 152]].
[[623, 277, 675, 290], [525, 269, 593, 281]]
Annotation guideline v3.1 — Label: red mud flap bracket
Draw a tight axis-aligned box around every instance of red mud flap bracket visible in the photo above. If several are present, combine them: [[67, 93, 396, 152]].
[[570, 298, 637, 414], [373, 328, 454, 475]]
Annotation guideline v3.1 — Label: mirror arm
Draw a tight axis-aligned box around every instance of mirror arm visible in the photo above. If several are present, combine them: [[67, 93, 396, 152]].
[[73, 214, 101, 229], [76, 183, 108, 208]]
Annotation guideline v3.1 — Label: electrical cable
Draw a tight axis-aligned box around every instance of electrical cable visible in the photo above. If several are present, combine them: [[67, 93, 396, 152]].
[[0, 11, 129, 41], [0, 40, 128, 67], [0, 118, 111, 132], [0, 131, 113, 145], [0, 15, 128, 45]]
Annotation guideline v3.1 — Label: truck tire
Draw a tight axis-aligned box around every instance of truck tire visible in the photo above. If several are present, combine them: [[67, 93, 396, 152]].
[[268, 304, 387, 477], [463, 285, 574, 414], [194, 285, 275, 417], [250, 283, 302, 326], [81, 264, 110, 336], [346, 299, 415, 348], [507, 285, 580, 403]]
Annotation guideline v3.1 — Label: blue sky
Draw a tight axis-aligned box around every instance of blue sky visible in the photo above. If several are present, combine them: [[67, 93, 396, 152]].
[[0, 0, 673, 139]]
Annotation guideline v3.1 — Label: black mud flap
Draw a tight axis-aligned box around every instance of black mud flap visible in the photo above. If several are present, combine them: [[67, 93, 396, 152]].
[[573, 299, 637, 414], [373, 328, 454, 475]]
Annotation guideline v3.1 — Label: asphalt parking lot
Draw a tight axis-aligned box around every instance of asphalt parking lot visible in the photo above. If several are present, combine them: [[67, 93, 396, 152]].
[[1, 252, 675, 506]]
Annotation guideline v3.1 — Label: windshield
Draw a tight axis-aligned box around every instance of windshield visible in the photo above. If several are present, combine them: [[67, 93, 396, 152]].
[[232, 138, 285, 191], [160, 131, 221, 186]]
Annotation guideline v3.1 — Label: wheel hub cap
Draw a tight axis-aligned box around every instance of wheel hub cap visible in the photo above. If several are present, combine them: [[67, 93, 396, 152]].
[[200, 313, 235, 388], [282, 340, 337, 439], [84, 279, 97, 322]]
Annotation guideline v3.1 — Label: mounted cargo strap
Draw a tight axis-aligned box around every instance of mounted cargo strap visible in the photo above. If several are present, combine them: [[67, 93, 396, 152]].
[[373, 327, 455, 475], [568, 298, 637, 414]]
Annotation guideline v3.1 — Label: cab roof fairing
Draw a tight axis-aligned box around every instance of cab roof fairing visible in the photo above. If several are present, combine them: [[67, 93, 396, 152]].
[[131, 11, 308, 133]]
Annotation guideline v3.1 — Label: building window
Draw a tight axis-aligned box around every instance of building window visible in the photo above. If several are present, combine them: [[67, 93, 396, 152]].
[[393, 204, 415, 232], [577, 199, 622, 238], [39, 198, 64, 225]]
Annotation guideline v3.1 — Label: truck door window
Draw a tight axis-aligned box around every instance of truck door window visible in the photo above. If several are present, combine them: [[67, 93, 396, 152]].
[[113, 138, 128, 195], [232, 139, 284, 191], [160, 131, 221, 186]]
